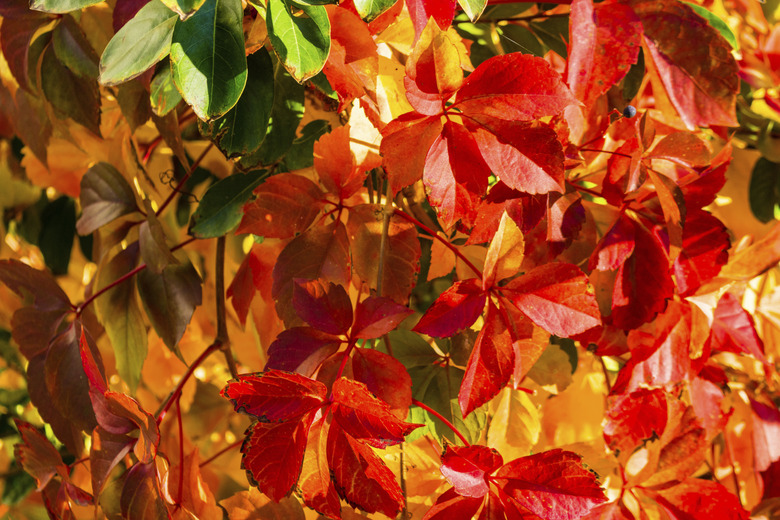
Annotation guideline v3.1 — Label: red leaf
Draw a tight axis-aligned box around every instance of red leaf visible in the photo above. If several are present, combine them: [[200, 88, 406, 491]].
[[468, 185, 546, 244], [227, 246, 263, 327], [468, 117, 565, 195], [90, 427, 134, 498], [483, 211, 525, 289], [649, 131, 711, 168], [404, 19, 463, 114], [352, 296, 412, 339], [237, 173, 325, 239], [405, 0, 457, 41], [567, 0, 641, 108], [119, 461, 170, 520], [610, 220, 673, 329], [672, 209, 729, 296], [454, 54, 578, 122], [493, 449, 607, 519], [313, 125, 366, 200], [292, 279, 353, 336], [222, 370, 327, 423], [649, 479, 748, 520], [602, 138, 644, 204], [331, 378, 421, 448], [327, 427, 404, 518], [299, 418, 341, 518], [589, 214, 635, 271], [422, 488, 483, 520], [266, 327, 342, 376], [13, 420, 67, 490], [351, 348, 413, 418], [751, 398, 780, 472], [680, 143, 730, 210], [603, 388, 670, 455], [413, 278, 486, 337], [632, 0, 738, 129], [504, 263, 601, 337], [440, 444, 503, 498], [581, 501, 636, 520], [241, 414, 315, 501], [424, 121, 491, 229], [96, 392, 159, 463], [381, 112, 444, 194], [710, 292, 766, 363], [459, 301, 515, 417]]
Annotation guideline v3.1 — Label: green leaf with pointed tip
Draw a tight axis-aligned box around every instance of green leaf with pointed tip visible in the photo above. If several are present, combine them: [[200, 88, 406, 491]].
[[160, 0, 208, 20], [76, 163, 139, 236], [150, 60, 182, 116], [52, 15, 99, 79], [137, 260, 202, 356], [457, 0, 486, 22], [238, 59, 305, 169], [281, 119, 331, 170], [267, 0, 330, 83], [352, 0, 395, 21], [41, 45, 101, 135], [99, 0, 177, 86], [30, 0, 102, 13], [170, 0, 248, 120], [202, 49, 275, 158], [681, 1, 738, 51], [189, 170, 268, 238], [749, 157, 780, 224], [95, 244, 147, 393]]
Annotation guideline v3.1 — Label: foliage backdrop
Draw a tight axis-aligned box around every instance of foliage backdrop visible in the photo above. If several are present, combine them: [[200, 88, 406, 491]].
[[0, 0, 780, 518]]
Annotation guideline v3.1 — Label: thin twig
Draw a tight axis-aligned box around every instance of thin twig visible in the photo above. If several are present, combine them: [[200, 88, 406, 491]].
[[156, 143, 214, 217], [200, 440, 242, 468], [155, 341, 222, 424], [215, 236, 238, 379], [599, 356, 613, 395], [412, 398, 470, 446], [176, 400, 184, 505]]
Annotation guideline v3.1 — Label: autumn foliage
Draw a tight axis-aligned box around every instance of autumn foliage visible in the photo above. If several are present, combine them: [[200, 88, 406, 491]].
[[1, 0, 780, 518]]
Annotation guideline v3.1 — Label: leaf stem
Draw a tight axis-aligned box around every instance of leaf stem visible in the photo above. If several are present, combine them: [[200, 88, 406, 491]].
[[393, 209, 482, 279], [411, 398, 470, 446], [215, 236, 238, 379], [199, 439, 242, 468], [579, 147, 634, 159], [454, 11, 569, 24], [156, 143, 214, 217], [176, 400, 184, 505]]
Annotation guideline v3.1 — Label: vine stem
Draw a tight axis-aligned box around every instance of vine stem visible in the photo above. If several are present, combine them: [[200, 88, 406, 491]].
[[411, 398, 470, 446], [200, 439, 242, 468], [393, 209, 483, 279], [176, 400, 184, 506], [156, 143, 214, 217], [215, 236, 238, 379]]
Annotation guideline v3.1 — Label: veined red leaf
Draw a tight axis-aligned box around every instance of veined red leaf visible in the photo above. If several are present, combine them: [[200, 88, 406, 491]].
[[237, 173, 325, 239], [96, 392, 159, 463], [603, 388, 670, 455], [483, 212, 524, 289], [405, 19, 463, 114], [424, 121, 490, 229], [680, 143, 730, 210], [567, 0, 641, 108], [459, 301, 515, 417], [313, 125, 365, 200], [241, 414, 316, 501], [610, 220, 673, 329], [331, 378, 421, 448], [120, 461, 169, 520], [494, 449, 607, 519], [602, 138, 644, 204], [672, 209, 729, 296], [440, 444, 503, 499], [589, 213, 636, 271], [351, 347, 413, 418], [504, 263, 600, 337], [292, 279, 353, 336], [454, 53, 578, 121], [710, 292, 766, 363], [413, 278, 486, 337], [90, 428, 134, 498], [581, 500, 636, 520], [222, 370, 327, 423], [13, 420, 67, 491], [468, 117, 565, 195], [0, 258, 71, 311], [380, 112, 443, 194], [633, 0, 738, 129], [266, 327, 342, 376], [327, 427, 404, 518], [422, 488, 482, 520], [405, 0, 457, 41], [299, 417, 341, 518], [750, 398, 780, 472], [352, 296, 412, 339], [649, 131, 711, 168], [721, 220, 780, 281], [647, 169, 686, 261], [227, 245, 263, 326], [468, 184, 546, 244], [648, 478, 748, 520]]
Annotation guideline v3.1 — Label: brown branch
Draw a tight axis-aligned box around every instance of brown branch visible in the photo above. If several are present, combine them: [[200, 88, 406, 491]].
[[215, 236, 238, 379]]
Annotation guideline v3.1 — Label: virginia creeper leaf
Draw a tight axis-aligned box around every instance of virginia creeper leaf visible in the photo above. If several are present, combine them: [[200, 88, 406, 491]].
[[380, 112, 443, 194], [413, 278, 486, 337], [649, 478, 748, 520], [710, 292, 766, 363], [170, 0, 248, 119], [313, 125, 365, 200], [13, 420, 67, 491], [99, 0, 177, 86], [351, 347, 413, 418], [223, 370, 328, 422], [483, 212, 524, 289], [299, 417, 341, 518], [405, 0, 457, 41], [440, 444, 502, 499], [189, 170, 267, 238], [119, 461, 169, 520], [76, 163, 139, 236], [589, 213, 636, 272], [292, 279, 353, 336], [603, 388, 670, 455], [266, 327, 342, 376], [351, 296, 412, 339]]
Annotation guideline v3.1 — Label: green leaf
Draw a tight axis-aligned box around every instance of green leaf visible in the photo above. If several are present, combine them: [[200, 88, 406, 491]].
[[681, 1, 738, 51], [281, 119, 331, 170], [749, 157, 780, 223], [267, 0, 330, 83], [139, 202, 177, 274], [189, 170, 268, 238], [238, 59, 305, 169], [95, 244, 147, 393], [457, 0, 487, 22], [39, 197, 76, 276], [351, 0, 394, 21], [116, 79, 153, 131], [76, 163, 140, 236], [136, 260, 202, 356], [30, 0, 103, 14], [201, 49, 275, 158], [170, 0, 248, 120], [41, 45, 101, 135], [52, 15, 99, 79], [99, 0, 178, 86], [159, 0, 208, 20], [150, 60, 183, 116]]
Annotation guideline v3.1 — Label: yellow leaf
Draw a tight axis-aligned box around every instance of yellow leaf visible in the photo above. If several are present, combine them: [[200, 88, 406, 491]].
[[487, 387, 540, 460]]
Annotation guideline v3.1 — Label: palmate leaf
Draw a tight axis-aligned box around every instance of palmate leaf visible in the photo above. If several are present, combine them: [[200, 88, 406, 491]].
[[170, 0, 247, 120]]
